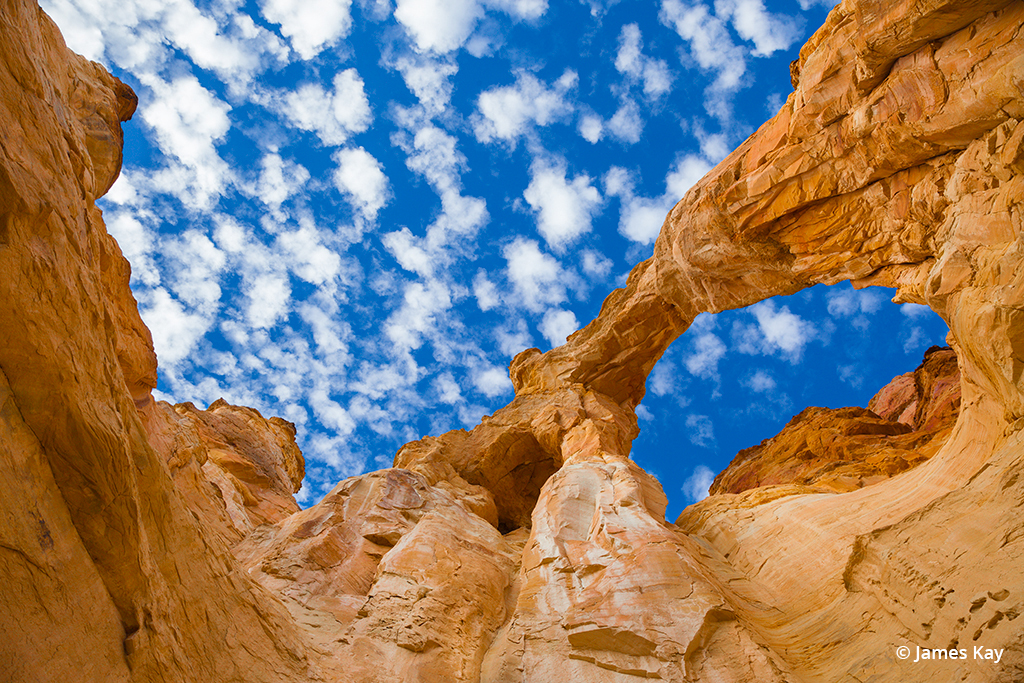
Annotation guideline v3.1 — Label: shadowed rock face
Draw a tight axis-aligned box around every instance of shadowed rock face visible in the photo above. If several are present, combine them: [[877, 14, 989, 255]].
[[2, 1, 1023, 682]]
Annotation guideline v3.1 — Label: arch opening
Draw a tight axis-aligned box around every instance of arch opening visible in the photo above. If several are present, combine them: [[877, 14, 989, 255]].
[[629, 280, 956, 522]]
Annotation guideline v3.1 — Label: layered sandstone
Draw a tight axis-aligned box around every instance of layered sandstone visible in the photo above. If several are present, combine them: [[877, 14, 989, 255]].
[[0, 4, 318, 682], [709, 346, 961, 495], [2, 1, 1024, 683]]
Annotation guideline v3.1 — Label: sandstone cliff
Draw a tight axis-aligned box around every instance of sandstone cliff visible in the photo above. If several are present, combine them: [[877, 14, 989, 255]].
[[708, 346, 961, 495], [2, 1, 1023, 682]]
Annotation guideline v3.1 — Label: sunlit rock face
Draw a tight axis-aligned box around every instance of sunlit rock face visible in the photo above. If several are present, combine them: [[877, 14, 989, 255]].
[[2, 1, 1023, 683], [707, 345, 961, 495]]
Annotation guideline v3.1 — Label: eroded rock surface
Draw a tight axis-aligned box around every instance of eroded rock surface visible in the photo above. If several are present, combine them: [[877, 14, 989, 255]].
[[2, 1, 1024, 682], [709, 346, 961, 495], [0, 4, 318, 682]]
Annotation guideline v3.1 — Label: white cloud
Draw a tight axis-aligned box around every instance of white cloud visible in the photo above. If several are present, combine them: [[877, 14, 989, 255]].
[[615, 23, 673, 100], [382, 228, 434, 277], [714, 0, 800, 57], [395, 57, 459, 114], [168, 230, 226, 307], [473, 271, 501, 310], [487, 0, 547, 19], [160, 1, 278, 82], [685, 332, 726, 379], [212, 217, 249, 254], [334, 147, 390, 221], [666, 154, 714, 198], [503, 238, 566, 312], [620, 196, 669, 244], [309, 388, 357, 435], [260, 0, 353, 59], [580, 249, 613, 278], [43, 0, 289, 87], [607, 99, 643, 144], [523, 158, 602, 250], [277, 226, 342, 286], [735, 300, 815, 361], [255, 153, 310, 218], [473, 70, 577, 145], [902, 326, 926, 353], [434, 373, 463, 404], [39, 0, 108, 61], [280, 69, 372, 146], [745, 369, 776, 392], [837, 364, 863, 389], [400, 123, 462, 185], [141, 288, 215, 365], [496, 320, 533, 356], [391, 123, 489, 260], [578, 114, 604, 143], [751, 301, 813, 357], [615, 23, 643, 74], [686, 414, 715, 447], [826, 289, 882, 317], [247, 274, 292, 328], [473, 365, 512, 397], [299, 304, 350, 355], [140, 75, 232, 206], [385, 281, 453, 352], [901, 303, 931, 318], [695, 127, 731, 162], [660, 0, 747, 120], [649, 360, 676, 396], [682, 464, 715, 502], [539, 309, 579, 347], [394, 0, 548, 53], [605, 155, 711, 244], [107, 213, 160, 286], [395, 0, 483, 52]]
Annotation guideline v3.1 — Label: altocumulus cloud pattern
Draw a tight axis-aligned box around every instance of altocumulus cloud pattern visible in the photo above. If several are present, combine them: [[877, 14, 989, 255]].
[[43, 0, 950, 514]]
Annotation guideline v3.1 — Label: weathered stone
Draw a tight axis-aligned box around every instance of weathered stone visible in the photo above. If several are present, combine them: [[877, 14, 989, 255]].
[[707, 346, 961, 495], [3, 1, 1024, 682], [0, 4, 317, 681]]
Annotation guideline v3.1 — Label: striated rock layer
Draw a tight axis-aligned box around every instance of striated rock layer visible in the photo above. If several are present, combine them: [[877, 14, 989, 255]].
[[709, 346, 961, 495], [2, 1, 1024, 682]]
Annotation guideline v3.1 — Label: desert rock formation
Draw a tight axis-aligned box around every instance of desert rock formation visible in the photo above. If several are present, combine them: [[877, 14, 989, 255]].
[[1, 0, 1023, 682], [709, 346, 961, 495]]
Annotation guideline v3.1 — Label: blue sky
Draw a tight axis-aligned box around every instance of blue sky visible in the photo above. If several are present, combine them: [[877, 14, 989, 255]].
[[44, 0, 951, 519]]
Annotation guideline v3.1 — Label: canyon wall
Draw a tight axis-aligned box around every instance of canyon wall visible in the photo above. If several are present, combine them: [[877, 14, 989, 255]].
[[1, 1, 1023, 682]]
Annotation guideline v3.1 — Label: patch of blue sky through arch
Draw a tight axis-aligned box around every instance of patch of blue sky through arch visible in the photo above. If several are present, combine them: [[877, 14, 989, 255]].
[[37, 0, 949, 513]]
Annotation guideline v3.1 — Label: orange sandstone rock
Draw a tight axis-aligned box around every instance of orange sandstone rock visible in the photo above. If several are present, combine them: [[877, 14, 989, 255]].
[[3, 1, 1024, 682], [0, 4, 317, 682], [709, 346, 962, 495]]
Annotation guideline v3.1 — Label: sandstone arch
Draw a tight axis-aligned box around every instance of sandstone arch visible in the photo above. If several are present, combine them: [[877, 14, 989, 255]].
[[1, 0, 1023, 681]]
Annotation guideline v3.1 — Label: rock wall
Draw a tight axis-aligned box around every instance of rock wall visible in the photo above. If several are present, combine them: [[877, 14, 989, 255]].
[[0, 4, 319, 682], [1, 0, 1023, 682], [709, 346, 961, 495]]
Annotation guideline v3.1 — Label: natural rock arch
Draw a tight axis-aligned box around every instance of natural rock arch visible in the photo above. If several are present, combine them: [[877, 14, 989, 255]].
[[2, 0, 1023, 681]]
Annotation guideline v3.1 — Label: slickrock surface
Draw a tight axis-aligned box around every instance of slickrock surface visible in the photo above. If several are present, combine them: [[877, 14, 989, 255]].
[[2, 1, 1024, 682], [709, 346, 961, 494]]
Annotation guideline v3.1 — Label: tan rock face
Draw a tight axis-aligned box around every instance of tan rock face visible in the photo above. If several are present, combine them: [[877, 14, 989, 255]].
[[868, 345, 962, 430], [140, 398, 305, 547], [3, 1, 1024, 682], [709, 346, 961, 495], [0, 4, 317, 682]]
